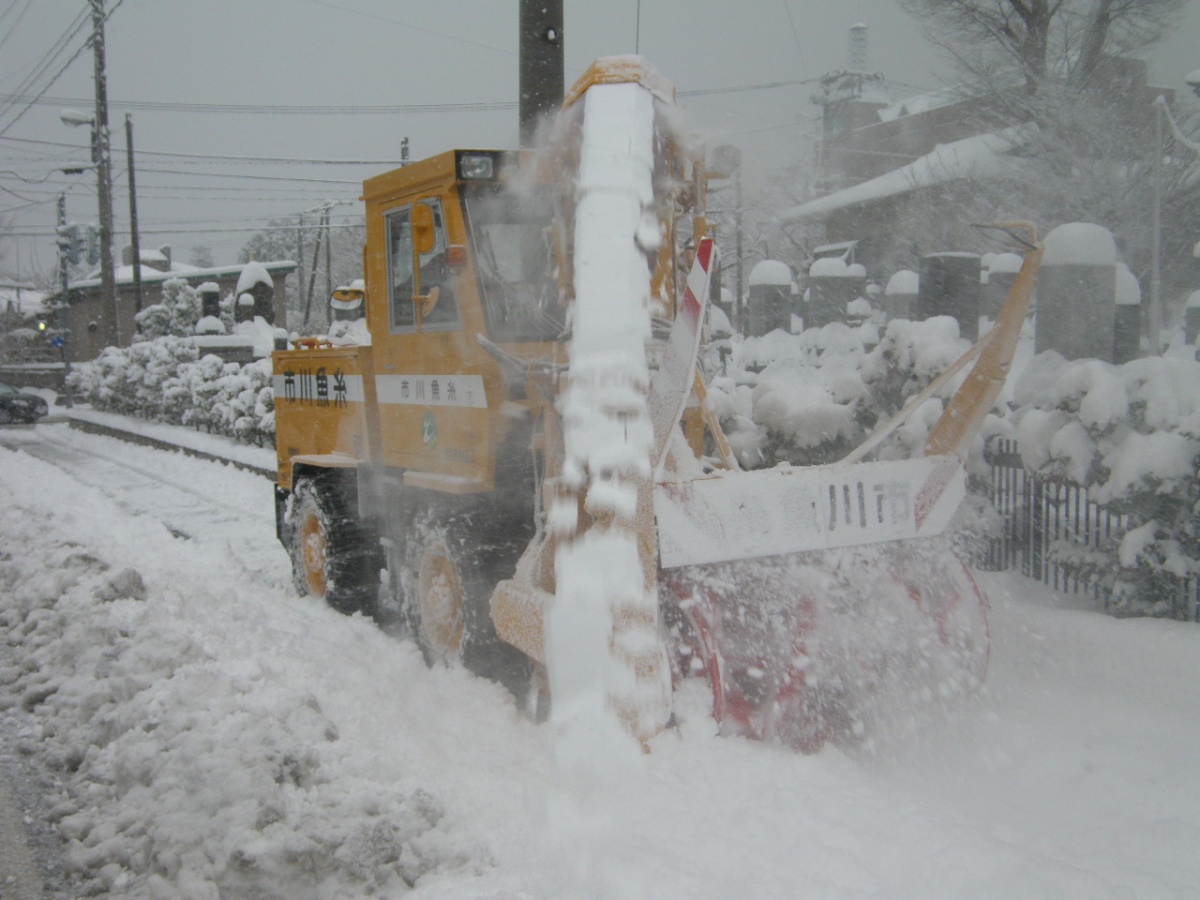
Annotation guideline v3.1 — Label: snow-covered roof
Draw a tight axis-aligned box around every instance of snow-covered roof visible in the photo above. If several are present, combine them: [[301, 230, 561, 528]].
[[781, 124, 1034, 224], [0, 285, 48, 315], [876, 86, 963, 123]]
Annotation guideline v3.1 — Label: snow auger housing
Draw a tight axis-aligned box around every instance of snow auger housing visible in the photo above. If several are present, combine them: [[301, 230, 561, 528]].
[[273, 58, 1043, 750]]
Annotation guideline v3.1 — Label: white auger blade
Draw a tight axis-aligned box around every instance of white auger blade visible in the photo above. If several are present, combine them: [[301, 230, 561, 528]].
[[648, 237, 714, 473], [654, 454, 966, 570]]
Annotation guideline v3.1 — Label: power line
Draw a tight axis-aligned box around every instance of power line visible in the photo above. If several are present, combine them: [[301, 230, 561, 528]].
[[0, 75, 819, 122], [295, 0, 515, 57], [0, 135, 400, 167], [0, 9, 90, 127], [134, 166, 360, 185], [0, 92, 516, 116], [0, 0, 128, 139], [0, 0, 36, 55], [7, 222, 364, 238], [779, 0, 808, 74], [99, 147, 403, 166]]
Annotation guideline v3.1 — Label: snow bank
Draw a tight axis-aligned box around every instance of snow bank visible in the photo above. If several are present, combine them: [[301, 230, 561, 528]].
[[0, 446, 488, 898], [3, 421, 1200, 898]]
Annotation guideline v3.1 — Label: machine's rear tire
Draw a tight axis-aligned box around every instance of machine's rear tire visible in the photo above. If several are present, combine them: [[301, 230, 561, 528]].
[[287, 474, 381, 616]]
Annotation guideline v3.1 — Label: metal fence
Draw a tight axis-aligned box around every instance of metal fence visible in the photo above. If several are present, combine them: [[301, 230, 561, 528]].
[[980, 439, 1200, 622]]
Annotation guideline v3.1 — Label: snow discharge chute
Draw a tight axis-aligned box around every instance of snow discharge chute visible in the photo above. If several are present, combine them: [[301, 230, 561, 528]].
[[545, 71, 673, 750]]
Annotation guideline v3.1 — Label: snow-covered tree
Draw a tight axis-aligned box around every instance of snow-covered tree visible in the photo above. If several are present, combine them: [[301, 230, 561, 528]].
[[899, 0, 1188, 94], [134, 278, 203, 341], [893, 1, 1200, 302], [189, 245, 215, 268]]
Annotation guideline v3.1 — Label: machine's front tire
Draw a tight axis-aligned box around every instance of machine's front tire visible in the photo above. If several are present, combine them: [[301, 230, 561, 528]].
[[403, 517, 468, 665], [287, 474, 381, 616], [399, 504, 534, 701]]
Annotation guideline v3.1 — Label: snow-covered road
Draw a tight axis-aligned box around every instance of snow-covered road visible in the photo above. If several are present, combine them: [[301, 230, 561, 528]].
[[1, 422, 1198, 898]]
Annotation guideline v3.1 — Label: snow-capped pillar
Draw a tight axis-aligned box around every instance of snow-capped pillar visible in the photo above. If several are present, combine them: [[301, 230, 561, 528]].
[[1036, 223, 1118, 363], [1114, 264, 1143, 364], [919, 252, 981, 341], [746, 259, 793, 336], [548, 77, 672, 756], [1185, 290, 1200, 350], [982, 253, 1022, 321], [806, 258, 860, 329], [884, 269, 918, 321]]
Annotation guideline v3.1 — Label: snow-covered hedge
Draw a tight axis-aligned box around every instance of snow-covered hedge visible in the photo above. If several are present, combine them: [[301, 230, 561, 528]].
[[1008, 351, 1200, 617], [708, 315, 975, 468], [67, 339, 275, 447], [69, 279, 274, 445], [710, 314, 1200, 619]]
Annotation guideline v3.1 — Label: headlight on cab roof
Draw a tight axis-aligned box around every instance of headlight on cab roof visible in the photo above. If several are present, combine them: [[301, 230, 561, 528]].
[[456, 151, 499, 181]]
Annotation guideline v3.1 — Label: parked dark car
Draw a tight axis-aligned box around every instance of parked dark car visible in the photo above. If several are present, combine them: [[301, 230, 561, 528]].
[[0, 382, 49, 424]]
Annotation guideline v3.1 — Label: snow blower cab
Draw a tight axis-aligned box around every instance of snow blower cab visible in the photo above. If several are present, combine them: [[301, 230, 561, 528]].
[[273, 57, 1042, 752]]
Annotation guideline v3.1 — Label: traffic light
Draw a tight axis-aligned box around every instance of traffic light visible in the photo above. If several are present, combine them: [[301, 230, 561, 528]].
[[85, 224, 100, 265], [56, 223, 83, 265]]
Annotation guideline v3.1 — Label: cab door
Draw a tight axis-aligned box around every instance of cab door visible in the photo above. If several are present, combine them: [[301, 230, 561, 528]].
[[374, 192, 496, 489]]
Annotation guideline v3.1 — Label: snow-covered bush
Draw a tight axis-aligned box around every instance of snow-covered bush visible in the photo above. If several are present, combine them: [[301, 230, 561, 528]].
[[708, 316, 970, 468], [68, 338, 200, 420], [68, 336, 275, 446], [1007, 351, 1200, 616]]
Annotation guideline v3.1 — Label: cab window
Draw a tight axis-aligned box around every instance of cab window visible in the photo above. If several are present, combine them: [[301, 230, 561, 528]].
[[386, 198, 459, 332]]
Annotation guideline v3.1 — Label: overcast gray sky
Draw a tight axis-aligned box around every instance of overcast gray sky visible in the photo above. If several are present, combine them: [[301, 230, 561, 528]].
[[2, 0, 1198, 280]]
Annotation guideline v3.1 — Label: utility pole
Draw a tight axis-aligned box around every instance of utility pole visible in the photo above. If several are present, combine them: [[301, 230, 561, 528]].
[[56, 194, 74, 407], [518, 0, 563, 148], [125, 113, 143, 313], [91, 0, 118, 347], [296, 212, 304, 331], [324, 209, 333, 331], [1150, 97, 1164, 355]]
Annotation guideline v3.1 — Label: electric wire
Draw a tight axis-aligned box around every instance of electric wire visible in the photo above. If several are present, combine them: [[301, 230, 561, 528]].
[[0, 0, 36, 55], [0, 0, 128, 139], [295, 0, 514, 57], [779, 0, 808, 73], [134, 166, 360, 186], [0, 73, 821, 121], [0, 9, 90, 126]]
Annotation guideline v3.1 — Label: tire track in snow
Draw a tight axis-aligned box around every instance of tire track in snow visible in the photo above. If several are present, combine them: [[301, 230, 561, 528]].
[[0, 425, 289, 592]]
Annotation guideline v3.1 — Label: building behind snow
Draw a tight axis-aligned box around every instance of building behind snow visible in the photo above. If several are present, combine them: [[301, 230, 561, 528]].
[[49, 245, 296, 362]]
